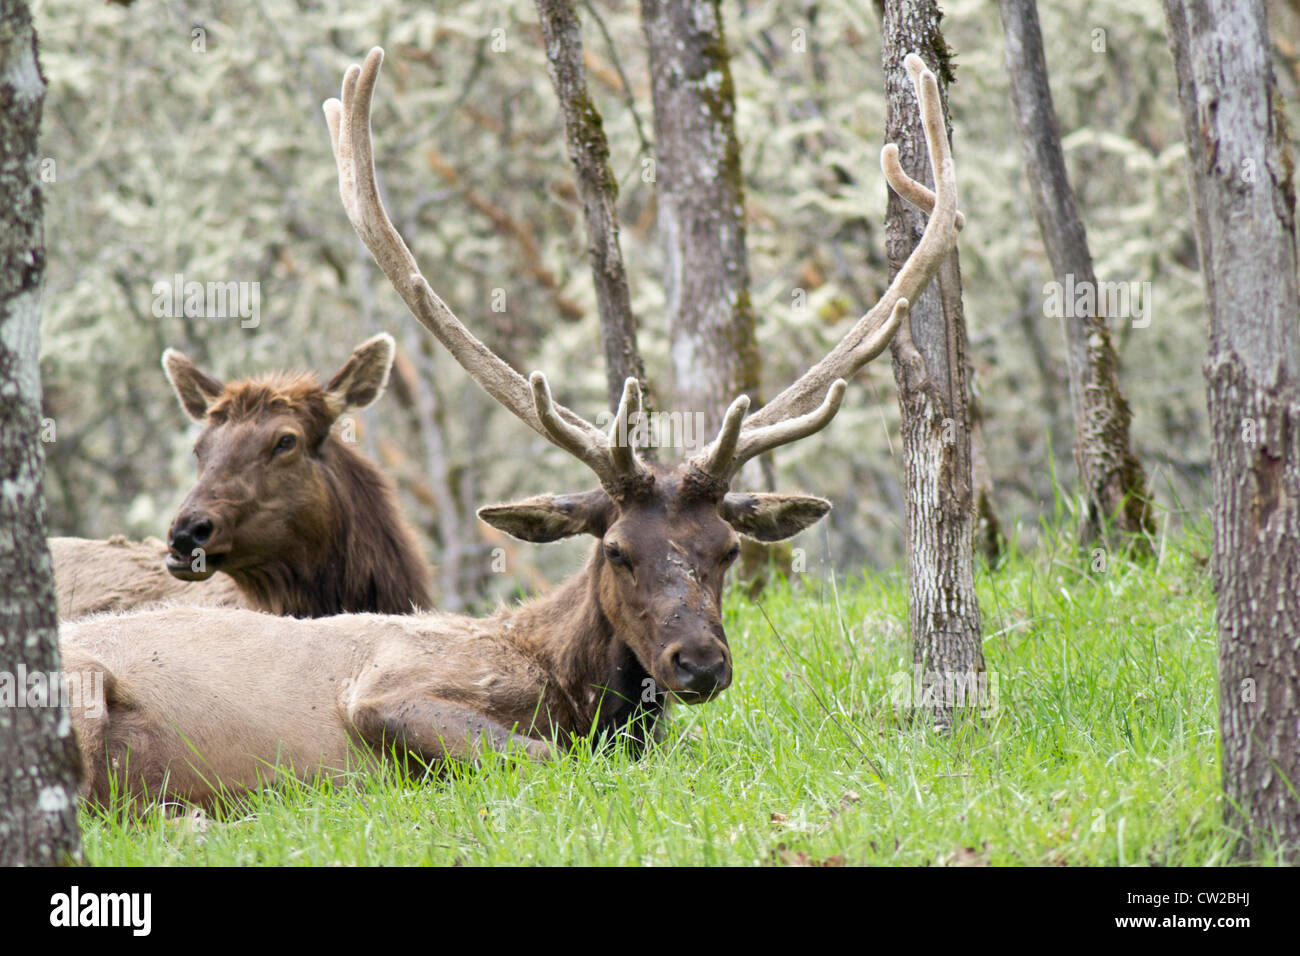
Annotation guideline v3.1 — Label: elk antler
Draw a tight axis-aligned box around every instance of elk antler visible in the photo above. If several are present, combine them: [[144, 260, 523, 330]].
[[691, 52, 964, 482], [323, 48, 645, 492]]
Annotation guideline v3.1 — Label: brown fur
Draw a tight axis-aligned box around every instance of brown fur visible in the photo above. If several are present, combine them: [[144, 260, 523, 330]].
[[62, 462, 830, 807], [161, 335, 433, 617]]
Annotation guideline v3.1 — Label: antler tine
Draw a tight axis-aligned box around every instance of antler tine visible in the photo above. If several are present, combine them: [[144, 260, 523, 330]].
[[881, 144, 965, 230], [692, 296, 908, 482], [698, 394, 750, 478], [732, 52, 961, 440], [324, 48, 614, 481], [528, 372, 609, 478], [692, 380, 850, 480], [880, 55, 965, 231], [608, 377, 645, 478], [735, 378, 847, 460], [529, 372, 646, 490]]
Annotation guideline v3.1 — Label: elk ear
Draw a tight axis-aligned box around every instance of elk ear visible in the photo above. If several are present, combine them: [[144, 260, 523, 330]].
[[478, 490, 613, 543], [162, 349, 225, 422], [324, 333, 396, 418], [720, 492, 831, 542]]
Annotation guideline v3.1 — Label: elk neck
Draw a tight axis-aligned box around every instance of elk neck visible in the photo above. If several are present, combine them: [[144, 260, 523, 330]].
[[497, 543, 668, 754], [230, 433, 432, 617]]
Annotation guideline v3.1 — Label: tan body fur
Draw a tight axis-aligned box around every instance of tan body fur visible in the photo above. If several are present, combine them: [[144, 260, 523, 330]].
[[51, 536, 245, 620], [65, 555, 625, 806]]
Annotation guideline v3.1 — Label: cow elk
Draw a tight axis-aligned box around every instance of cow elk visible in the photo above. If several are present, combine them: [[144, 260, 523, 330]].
[[52, 336, 433, 619], [61, 49, 962, 807]]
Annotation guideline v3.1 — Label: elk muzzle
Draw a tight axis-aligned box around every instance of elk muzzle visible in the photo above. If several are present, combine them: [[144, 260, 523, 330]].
[[660, 625, 731, 703], [166, 512, 228, 580]]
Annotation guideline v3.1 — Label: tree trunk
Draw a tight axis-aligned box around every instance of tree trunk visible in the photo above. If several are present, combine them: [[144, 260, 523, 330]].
[[998, 0, 1156, 551], [0, 0, 83, 866], [1165, 0, 1300, 861], [640, 0, 761, 438], [642, 0, 780, 587], [535, 0, 651, 416], [998, 0, 1154, 548], [391, 328, 470, 611], [971, 397, 1005, 566], [881, 1, 985, 730]]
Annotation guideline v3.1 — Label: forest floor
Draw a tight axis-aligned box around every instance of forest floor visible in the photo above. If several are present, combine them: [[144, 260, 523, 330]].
[[81, 517, 1264, 866]]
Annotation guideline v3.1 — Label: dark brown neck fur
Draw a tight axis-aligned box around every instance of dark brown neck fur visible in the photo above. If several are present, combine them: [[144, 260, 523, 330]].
[[506, 545, 667, 753], [229, 434, 432, 617]]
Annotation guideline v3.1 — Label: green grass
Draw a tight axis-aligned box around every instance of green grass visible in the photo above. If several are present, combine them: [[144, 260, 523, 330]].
[[81, 519, 1250, 866]]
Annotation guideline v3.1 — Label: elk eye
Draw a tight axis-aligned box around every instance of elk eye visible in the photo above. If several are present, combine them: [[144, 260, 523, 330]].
[[605, 544, 629, 568], [273, 434, 297, 454], [723, 543, 741, 565]]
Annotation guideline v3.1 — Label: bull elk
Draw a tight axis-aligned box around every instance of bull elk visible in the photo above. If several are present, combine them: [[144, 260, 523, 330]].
[[51, 335, 433, 619], [61, 49, 962, 807]]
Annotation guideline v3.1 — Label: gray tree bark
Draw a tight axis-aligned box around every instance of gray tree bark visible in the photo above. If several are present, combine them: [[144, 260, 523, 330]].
[[881, 1, 985, 729], [999, 0, 1156, 550], [970, 397, 1004, 565], [1165, 0, 1300, 861], [642, 0, 780, 585], [535, 0, 651, 416], [640, 0, 761, 437], [0, 0, 83, 866]]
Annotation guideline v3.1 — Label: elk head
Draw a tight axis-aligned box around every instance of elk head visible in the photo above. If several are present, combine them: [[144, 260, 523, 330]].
[[475, 378, 840, 701], [323, 48, 962, 703], [161, 335, 395, 581]]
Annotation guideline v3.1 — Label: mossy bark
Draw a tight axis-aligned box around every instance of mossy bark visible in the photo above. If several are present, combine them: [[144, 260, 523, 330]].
[[882, 0, 985, 730], [1166, 0, 1300, 861], [640, 0, 761, 435], [641, 0, 772, 583], [0, 0, 83, 866], [535, 0, 650, 417], [998, 0, 1156, 553]]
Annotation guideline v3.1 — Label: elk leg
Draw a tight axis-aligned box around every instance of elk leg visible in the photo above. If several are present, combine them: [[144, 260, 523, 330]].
[[350, 695, 555, 764]]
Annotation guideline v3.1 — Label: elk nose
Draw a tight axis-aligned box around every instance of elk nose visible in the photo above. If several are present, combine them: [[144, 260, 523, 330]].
[[672, 651, 730, 695], [170, 516, 214, 555]]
